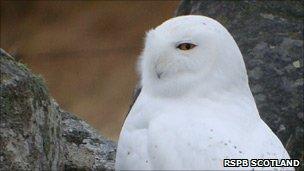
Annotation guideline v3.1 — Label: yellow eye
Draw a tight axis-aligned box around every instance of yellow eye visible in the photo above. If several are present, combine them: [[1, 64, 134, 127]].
[[177, 43, 196, 50]]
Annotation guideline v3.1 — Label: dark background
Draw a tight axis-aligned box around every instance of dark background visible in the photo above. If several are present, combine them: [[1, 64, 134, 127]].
[[1, 1, 179, 140]]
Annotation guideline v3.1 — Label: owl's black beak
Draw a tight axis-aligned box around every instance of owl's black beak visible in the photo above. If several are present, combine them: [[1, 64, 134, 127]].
[[156, 71, 163, 79]]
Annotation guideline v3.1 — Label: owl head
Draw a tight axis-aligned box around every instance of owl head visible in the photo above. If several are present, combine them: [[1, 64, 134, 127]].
[[139, 15, 249, 97]]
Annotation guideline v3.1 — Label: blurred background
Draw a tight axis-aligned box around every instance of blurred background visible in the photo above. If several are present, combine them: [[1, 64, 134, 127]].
[[1, 1, 179, 140]]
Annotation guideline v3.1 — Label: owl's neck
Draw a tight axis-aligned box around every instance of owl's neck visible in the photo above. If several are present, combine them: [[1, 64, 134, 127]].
[[140, 75, 258, 118], [141, 67, 251, 101]]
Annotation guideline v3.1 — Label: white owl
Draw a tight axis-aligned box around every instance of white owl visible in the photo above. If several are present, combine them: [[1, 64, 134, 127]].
[[115, 15, 292, 170]]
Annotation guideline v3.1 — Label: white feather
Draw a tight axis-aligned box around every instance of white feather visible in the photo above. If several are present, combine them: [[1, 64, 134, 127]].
[[115, 15, 292, 170]]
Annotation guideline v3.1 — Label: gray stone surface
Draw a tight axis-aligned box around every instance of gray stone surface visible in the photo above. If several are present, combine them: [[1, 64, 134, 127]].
[[0, 49, 116, 170], [176, 0, 303, 169], [60, 110, 116, 170]]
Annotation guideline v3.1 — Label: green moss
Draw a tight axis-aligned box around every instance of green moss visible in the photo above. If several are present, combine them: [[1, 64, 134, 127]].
[[288, 32, 300, 39], [28, 74, 50, 108], [1, 91, 14, 116], [217, 15, 229, 27], [1, 53, 50, 130], [0, 72, 11, 84], [16, 62, 30, 72], [43, 132, 51, 159], [257, 1, 303, 21], [242, 3, 258, 17], [56, 126, 61, 139], [0, 53, 14, 61], [15, 60, 49, 105]]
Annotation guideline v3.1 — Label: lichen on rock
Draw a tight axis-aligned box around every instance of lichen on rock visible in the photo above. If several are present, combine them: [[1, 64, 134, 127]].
[[0, 49, 116, 170]]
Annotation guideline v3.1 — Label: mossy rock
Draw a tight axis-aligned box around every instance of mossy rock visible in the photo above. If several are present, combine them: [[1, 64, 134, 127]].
[[0, 49, 116, 170]]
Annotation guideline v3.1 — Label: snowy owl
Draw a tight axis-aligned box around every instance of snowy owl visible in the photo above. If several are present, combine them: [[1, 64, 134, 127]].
[[115, 15, 293, 170]]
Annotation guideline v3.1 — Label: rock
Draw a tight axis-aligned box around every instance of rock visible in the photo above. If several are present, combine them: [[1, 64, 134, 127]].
[[176, 0, 303, 169], [60, 110, 116, 170], [0, 49, 116, 170]]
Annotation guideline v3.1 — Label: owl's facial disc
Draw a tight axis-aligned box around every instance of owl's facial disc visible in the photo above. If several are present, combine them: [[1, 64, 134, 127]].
[[155, 42, 197, 79], [144, 22, 219, 82], [150, 37, 205, 81], [140, 15, 248, 97]]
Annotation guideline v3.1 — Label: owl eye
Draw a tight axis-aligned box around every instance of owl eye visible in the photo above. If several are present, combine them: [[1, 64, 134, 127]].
[[177, 43, 196, 50]]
